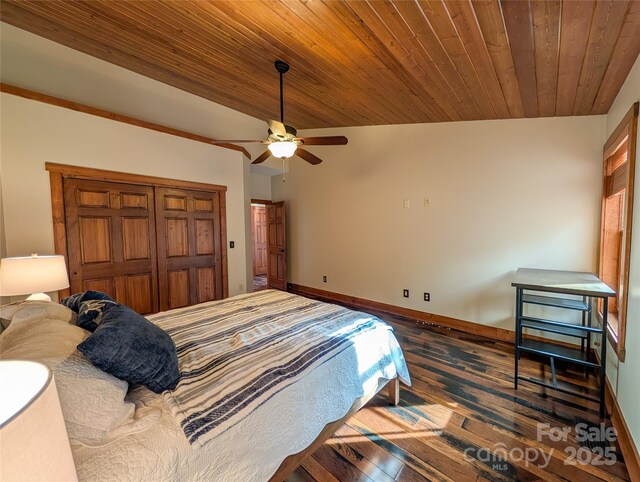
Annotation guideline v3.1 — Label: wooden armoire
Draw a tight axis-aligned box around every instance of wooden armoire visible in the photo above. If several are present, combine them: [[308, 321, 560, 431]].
[[48, 164, 229, 314]]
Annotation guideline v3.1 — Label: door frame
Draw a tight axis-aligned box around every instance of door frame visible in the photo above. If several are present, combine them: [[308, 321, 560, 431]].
[[46, 162, 229, 299]]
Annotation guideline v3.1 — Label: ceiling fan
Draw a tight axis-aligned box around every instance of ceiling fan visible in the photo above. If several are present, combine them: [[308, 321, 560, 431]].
[[212, 60, 348, 165]]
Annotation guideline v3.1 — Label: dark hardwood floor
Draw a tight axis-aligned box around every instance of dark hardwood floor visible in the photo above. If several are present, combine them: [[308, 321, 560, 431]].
[[285, 311, 630, 482]]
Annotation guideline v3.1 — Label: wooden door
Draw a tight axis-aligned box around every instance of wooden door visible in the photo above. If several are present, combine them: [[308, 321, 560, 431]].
[[155, 187, 223, 311], [252, 205, 268, 276], [64, 179, 158, 314], [267, 201, 287, 290]]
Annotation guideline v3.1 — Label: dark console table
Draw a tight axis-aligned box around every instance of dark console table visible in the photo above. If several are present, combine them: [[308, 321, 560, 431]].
[[512, 268, 615, 418]]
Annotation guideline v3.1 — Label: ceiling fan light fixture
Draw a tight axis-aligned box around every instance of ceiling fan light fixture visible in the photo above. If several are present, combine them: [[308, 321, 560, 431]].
[[268, 141, 297, 159]]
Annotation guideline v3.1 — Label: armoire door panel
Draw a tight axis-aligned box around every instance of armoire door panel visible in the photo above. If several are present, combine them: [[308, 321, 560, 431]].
[[165, 218, 189, 257], [156, 187, 223, 311], [195, 219, 215, 255], [64, 178, 159, 313], [124, 273, 153, 315], [77, 189, 110, 208], [168, 269, 190, 309], [193, 198, 214, 212], [164, 195, 187, 211], [197, 267, 216, 303], [122, 217, 150, 260], [120, 192, 149, 209], [83, 277, 116, 299], [79, 217, 112, 264]]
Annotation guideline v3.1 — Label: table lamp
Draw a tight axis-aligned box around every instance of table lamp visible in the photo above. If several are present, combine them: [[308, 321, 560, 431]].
[[0, 360, 78, 481], [0, 254, 70, 301]]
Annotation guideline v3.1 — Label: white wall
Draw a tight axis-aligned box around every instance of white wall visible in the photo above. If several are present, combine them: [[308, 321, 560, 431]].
[[605, 54, 640, 453], [272, 116, 605, 332], [0, 94, 249, 296], [0, 24, 266, 291], [250, 173, 273, 200]]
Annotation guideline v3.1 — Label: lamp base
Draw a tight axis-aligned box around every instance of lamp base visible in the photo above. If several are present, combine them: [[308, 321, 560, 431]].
[[26, 293, 52, 302]]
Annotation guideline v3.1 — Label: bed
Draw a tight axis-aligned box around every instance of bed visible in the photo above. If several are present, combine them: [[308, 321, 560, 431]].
[[0, 289, 410, 481]]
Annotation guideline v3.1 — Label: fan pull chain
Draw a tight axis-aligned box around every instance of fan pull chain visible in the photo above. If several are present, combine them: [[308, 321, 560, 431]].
[[282, 157, 286, 183]]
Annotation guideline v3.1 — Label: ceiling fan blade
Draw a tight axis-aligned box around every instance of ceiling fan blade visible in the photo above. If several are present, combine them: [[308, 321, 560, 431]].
[[295, 148, 323, 165], [211, 140, 267, 144], [267, 119, 287, 138], [296, 136, 348, 146], [252, 150, 272, 165]]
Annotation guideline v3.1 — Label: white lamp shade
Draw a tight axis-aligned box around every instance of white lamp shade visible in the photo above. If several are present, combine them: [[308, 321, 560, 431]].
[[268, 141, 297, 159], [0, 255, 69, 296], [0, 360, 78, 481]]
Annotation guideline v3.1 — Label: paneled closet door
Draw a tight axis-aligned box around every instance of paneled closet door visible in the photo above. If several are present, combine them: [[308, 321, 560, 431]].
[[155, 187, 223, 311], [64, 179, 159, 314]]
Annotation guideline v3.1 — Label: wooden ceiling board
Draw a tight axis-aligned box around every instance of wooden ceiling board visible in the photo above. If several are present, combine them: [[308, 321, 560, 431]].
[[573, 0, 630, 115], [334, 0, 457, 122], [390, 0, 487, 119], [531, 0, 561, 117], [591, 0, 640, 114], [556, 0, 597, 117], [443, 0, 511, 118], [471, 0, 526, 118], [501, 0, 540, 118], [416, 0, 498, 119], [1, 0, 638, 128]]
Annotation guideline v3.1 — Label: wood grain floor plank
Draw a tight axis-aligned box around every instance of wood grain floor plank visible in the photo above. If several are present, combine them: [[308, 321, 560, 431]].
[[285, 313, 631, 482]]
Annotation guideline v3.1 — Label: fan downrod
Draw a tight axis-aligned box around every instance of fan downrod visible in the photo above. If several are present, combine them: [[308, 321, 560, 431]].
[[274, 60, 290, 74]]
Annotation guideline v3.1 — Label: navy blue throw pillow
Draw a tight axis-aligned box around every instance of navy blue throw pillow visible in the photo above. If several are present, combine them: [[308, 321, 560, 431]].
[[77, 303, 180, 393], [60, 291, 115, 313], [77, 299, 120, 332]]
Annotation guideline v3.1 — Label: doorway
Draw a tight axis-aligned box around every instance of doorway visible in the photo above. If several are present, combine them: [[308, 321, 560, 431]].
[[251, 199, 287, 292], [251, 202, 268, 291]]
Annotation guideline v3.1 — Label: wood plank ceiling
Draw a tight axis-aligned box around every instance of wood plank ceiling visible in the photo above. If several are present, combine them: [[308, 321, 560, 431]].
[[2, 0, 639, 129]]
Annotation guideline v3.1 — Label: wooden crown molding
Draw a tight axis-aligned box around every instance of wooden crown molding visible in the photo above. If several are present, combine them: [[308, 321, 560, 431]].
[[0, 83, 251, 159]]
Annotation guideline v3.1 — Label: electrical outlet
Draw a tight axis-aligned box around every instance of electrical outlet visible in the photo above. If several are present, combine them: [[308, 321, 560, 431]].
[[424, 292, 430, 302], [403, 289, 409, 298], [322, 276, 327, 283], [229, 241, 235, 248]]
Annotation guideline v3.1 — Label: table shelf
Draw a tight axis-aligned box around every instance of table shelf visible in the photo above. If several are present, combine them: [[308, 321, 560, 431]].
[[521, 293, 589, 311], [519, 339, 599, 367], [520, 316, 603, 338]]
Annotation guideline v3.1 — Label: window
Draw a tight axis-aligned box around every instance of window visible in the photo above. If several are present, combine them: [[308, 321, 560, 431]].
[[599, 102, 638, 361]]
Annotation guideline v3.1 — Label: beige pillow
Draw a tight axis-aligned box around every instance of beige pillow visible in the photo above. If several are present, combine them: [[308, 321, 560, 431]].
[[0, 307, 135, 445], [0, 300, 77, 328]]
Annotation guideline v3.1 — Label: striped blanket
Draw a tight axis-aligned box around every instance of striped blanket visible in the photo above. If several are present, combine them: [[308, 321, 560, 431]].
[[149, 290, 405, 448]]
